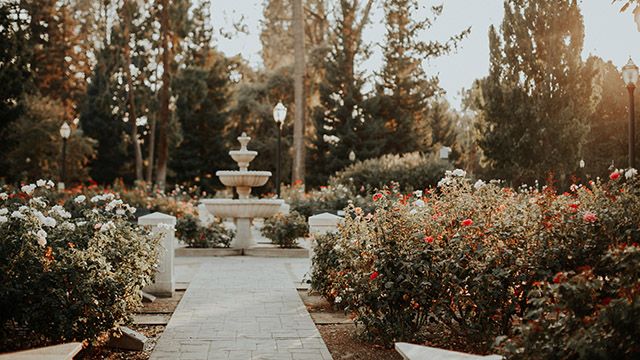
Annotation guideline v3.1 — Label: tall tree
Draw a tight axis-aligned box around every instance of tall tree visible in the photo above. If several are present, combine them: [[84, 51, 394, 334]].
[[479, 0, 594, 184], [292, 0, 306, 184], [156, 0, 171, 191], [121, 0, 144, 181], [583, 56, 639, 176], [308, 0, 375, 187], [374, 1, 468, 155]]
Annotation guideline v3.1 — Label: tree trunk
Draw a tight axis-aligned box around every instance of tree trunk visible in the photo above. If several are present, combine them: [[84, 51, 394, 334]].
[[292, 0, 306, 185], [156, 0, 170, 191], [123, 0, 144, 182], [146, 113, 156, 183]]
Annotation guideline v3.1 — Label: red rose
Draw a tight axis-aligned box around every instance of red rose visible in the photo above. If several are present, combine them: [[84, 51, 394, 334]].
[[553, 272, 564, 284], [424, 236, 434, 243], [369, 271, 379, 280], [461, 218, 473, 226], [569, 203, 579, 210], [601, 297, 613, 306], [583, 211, 597, 223], [610, 171, 620, 180], [372, 193, 383, 202]]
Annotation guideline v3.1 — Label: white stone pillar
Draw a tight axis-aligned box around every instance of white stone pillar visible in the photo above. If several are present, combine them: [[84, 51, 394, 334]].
[[308, 212, 343, 235], [138, 212, 176, 297]]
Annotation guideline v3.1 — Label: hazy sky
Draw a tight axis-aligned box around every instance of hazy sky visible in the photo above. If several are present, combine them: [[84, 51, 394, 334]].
[[211, 0, 640, 108]]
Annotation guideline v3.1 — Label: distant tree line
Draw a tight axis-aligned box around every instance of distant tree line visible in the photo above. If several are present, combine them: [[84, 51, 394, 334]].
[[0, 0, 636, 191]]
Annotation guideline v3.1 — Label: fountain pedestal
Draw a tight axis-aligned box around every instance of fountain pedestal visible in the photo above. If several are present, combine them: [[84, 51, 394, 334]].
[[201, 133, 284, 250]]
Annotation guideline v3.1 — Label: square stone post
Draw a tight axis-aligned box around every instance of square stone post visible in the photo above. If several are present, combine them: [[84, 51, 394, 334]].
[[138, 212, 176, 297], [308, 212, 343, 262]]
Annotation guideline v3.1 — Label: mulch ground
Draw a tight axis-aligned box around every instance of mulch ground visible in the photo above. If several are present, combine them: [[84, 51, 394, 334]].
[[299, 290, 402, 360], [77, 290, 184, 359]]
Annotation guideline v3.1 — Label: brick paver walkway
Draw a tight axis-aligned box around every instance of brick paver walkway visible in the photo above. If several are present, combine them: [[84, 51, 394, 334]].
[[151, 257, 332, 360]]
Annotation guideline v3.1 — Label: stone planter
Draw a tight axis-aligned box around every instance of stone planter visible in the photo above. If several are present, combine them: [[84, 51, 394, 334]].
[[244, 246, 309, 258]]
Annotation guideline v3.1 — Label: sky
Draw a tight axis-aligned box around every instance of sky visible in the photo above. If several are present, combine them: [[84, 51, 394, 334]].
[[210, 0, 640, 109]]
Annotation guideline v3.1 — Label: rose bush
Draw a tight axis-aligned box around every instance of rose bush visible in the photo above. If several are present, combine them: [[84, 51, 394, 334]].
[[261, 211, 309, 248], [175, 214, 233, 248], [0, 181, 160, 351], [311, 170, 640, 353]]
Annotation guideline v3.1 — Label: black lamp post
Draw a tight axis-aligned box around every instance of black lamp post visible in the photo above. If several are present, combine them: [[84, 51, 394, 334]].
[[623, 58, 639, 169], [59, 122, 71, 188], [273, 102, 287, 197]]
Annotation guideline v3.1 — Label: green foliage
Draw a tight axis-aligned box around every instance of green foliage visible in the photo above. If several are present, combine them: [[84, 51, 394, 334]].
[[175, 214, 233, 248], [312, 170, 640, 350], [261, 211, 309, 248], [330, 152, 451, 193], [371, 1, 469, 155], [5, 95, 96, 183], [498, 246, 640, 360], [282, 182, 354, 218], [171, 51, 236, 191], [310, 232, 342, 300], [583, 56, 639, 177], [0, 183, 160, 350], [479, 0, 594, 185]]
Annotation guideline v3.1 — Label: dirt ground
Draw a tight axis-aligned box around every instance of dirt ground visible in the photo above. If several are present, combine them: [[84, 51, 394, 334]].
[[299, 290, 403, 360], [77, 291, 184, 360]]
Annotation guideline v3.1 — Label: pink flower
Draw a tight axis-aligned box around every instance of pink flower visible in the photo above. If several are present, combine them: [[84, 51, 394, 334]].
[[372, 193, 383, 202], [610, 171, 621, 180], [583, 211, 597, 223], [461, 219, 473, 227], [369, 271, 379, 280], [424, 236, 434, 243]]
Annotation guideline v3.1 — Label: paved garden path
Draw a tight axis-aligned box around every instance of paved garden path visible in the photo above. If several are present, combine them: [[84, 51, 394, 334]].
[[151, 257, 332, 360]]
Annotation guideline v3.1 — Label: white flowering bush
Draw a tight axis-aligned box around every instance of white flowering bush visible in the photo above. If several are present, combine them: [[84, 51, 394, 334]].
[[0, 181, 160, 351], [312, 169, 640, 353]]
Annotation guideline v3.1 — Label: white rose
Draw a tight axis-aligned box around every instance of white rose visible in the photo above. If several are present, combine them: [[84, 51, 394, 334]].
[[452, 169, 467, 177], [74, 195, 86, 204], [36, 179, 46, 187], [334, 296, 342, 304], [21, 184, 36, 195], [116, 208, 126, 215], [61, 222, 76, 231], [46, 180, 54, 188], [11, 211, 25, 219], [43, 217, 57, 228], [413, 199, 425, 207], [625, 168, 638, 179], [99, 221, 116, 232], [35, 229, 47, 247], [0, 208, 7, 215], [0, 215, 7, 224], [474, 180, 486, 190], [0, 193, 7, 200], [413, 190, 423, 198]]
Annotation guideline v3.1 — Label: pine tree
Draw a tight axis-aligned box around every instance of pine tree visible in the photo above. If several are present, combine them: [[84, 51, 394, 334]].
[[479, 0, 594, 185], [308, 0, 375, 187], [374, 1, 469, 155]]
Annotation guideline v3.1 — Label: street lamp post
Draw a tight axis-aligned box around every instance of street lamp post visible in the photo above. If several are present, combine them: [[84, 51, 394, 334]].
[[623, 58, 639, 169], [273, 102, 287, 197], [59, 122, 71, 189]]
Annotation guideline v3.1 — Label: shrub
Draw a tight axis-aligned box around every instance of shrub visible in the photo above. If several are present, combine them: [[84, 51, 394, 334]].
[[497, 245, 640, 359], [0, 181, 160, 351], [175, 214, 233, 248], [330, 152, 451, 193], [282, 182, 354, 218], [312, 169, 640, 351], [310, 232, 341, 301], [261, 211, 309, 248]]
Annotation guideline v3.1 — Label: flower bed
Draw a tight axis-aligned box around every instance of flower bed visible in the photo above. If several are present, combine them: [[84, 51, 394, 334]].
[[0, 181, 160, 351], [312, 170, 640, 356]]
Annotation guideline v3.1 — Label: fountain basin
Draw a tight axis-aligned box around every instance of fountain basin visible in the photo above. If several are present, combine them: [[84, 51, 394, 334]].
[[229, 150, 257, 170], [201, 198, 285, 219], [216, 170, 271, 188]]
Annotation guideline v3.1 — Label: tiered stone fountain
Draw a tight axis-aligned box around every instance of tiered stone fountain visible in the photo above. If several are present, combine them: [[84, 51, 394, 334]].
[[201, 133, 284, 250]]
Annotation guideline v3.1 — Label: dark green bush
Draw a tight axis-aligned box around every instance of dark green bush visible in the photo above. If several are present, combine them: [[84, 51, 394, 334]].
[[261, 211, 309, 248], [175, 214, 233, 248], [330, 152, 451, 193]]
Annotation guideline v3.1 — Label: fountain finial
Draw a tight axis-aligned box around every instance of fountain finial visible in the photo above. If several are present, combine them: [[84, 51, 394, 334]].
[[238, 132, 251, 151]]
